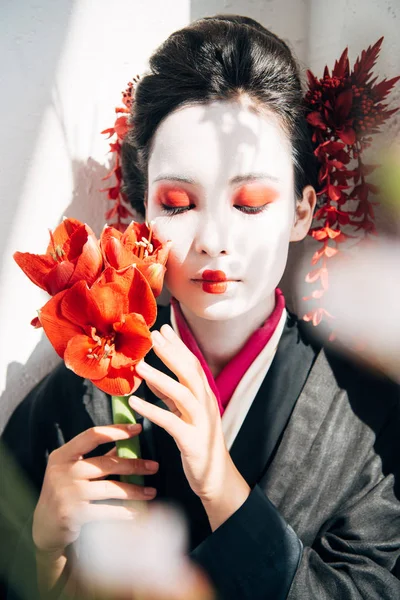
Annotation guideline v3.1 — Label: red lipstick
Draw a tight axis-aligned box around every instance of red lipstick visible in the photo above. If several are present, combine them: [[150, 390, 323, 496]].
[[201, 270, 228, 294]]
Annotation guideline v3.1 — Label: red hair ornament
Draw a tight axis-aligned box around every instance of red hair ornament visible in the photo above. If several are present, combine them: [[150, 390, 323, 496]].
[[302, 38, 399, 331]]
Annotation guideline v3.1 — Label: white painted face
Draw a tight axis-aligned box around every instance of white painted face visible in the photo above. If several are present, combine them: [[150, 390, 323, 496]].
[[146, 100, 297, 321]]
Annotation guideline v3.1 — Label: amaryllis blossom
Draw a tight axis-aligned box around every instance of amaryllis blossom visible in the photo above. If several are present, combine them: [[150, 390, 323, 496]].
[[13, 218, 103, 296], [38, 265, 157, 396], [100, 220, 171, 297]]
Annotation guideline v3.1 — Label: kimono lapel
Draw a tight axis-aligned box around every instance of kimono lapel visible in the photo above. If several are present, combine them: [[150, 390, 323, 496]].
[[260, 348, 339, 507], [141, 306, 320, 550], [81, 379, 113, 428], [229, 314, 317, 489]]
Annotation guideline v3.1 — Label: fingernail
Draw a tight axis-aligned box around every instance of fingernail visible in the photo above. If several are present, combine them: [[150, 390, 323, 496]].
[[135, 360, 151, 373], [127, 423, 141, 431], [144, 487, 157, 496], [161, 324, 175, 341], [151, 330, 166, 347], [129, 395, 143, 406], [145, 461, 159, 471]]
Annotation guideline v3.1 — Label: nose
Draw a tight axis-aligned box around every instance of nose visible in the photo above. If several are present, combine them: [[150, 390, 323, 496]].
[[193, 209, 232, 257]]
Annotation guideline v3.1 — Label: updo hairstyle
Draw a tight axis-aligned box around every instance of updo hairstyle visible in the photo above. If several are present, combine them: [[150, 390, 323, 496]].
[[121, 14, 319, 218]]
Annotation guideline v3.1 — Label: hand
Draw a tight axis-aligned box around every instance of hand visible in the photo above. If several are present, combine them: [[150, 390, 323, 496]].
[[32, 424, 159, 555], [131, 324, 250, 529]]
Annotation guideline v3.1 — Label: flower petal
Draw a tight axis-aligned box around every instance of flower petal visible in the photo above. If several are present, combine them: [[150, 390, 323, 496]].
[[103, 236, 135, 269], [61, 280, 105, 331], [112, 313, 152, 366], [13, 251, 55, 292], [121, 221, 140, 250], [305, 268, 322, 283], [127, 268, 157, 327], [93, 265, 157, 326], [64, 334, 110, 380], [93, 365, 142, 396], [89, 269, 133, 326], [30, 316, 42, 328], [39, 291, 83, 357], [68, 226, 103, 287], [45, 261, 75, 295], [153, 240, 172, 266], [137, 262, 166, 297], [46, 218, 82, 254], [307, 112, 327, 129], [338, 127, 356, 146], [335, 89, 353, 120]]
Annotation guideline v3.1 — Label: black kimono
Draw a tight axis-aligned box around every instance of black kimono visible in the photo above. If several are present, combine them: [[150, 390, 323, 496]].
[[1, 305, 400, 599]]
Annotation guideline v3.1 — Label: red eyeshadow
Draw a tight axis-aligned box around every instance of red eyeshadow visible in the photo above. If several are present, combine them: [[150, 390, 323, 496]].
[[234, 184, 279, 207], [156, 186, 191, 207]]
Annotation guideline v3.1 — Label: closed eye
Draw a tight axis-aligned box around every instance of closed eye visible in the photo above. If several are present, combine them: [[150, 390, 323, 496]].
[[235, 205, 270, 215], [160, 204, 270, 216], [160, 204, 195, 216]]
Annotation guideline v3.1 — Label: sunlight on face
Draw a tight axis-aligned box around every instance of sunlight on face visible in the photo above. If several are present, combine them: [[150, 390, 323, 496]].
[[146, 100, 296, 321]]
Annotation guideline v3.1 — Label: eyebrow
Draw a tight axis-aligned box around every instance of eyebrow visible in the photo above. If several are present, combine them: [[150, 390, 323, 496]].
[[152, 172, 281, 185]]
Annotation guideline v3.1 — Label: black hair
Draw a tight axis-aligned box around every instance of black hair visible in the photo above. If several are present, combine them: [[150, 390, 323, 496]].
[[121, 14, 319, 218]]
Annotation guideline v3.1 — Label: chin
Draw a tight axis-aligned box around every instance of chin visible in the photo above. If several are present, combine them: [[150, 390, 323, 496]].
[[174, 288, 250, 321]]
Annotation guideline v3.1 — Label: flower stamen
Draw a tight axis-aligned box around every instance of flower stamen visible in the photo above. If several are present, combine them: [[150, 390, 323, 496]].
[[86, 330, 116, 361]]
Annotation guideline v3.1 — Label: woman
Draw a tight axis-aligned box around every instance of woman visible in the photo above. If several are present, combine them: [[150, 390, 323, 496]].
[[2, 14, 399, 600]]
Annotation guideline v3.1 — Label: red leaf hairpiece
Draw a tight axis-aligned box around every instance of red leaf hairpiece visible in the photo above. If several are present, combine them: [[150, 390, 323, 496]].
[[303, 37, 400, 331], [100, 76, 140, 231]]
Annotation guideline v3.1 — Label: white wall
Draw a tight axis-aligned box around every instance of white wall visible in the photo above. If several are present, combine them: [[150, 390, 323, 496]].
[[1, 0, 399, 431], [0, 0, 191, 430]]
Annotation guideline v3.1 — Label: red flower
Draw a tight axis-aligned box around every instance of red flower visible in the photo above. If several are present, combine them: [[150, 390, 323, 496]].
[[101, 115, 130, 142], [38, 265, 157, 396], [100, 78, 140, 230], [303, 38, 399, 329], [14, 218, 103, 295], [100, 221, 171, 297], [303, 308, 334, 327]]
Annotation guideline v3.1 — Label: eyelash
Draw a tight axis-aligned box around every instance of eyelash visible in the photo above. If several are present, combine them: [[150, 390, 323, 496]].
[[160, 204, 270, 216]]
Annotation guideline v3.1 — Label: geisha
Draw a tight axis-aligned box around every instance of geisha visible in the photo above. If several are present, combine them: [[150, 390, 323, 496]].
[[2, 14, 399, 600]]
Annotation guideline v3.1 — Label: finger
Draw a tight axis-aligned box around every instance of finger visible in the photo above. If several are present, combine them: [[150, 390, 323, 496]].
[[148, 326, 211, 402], [103, 446, 118, 457], [51, 423, 142, 463], [146, 381, 183, 418], [134, 361, 198, 422], [71, 456, 159, 480], [129, 396, 187, 442], [78, 480, 157, 501]]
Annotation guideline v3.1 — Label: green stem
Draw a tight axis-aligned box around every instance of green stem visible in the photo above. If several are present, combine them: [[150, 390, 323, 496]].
[[111, 395, 144, 487]]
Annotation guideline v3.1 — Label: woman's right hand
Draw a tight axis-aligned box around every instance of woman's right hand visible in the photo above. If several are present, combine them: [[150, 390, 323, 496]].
[[32, 423, 159, 556]]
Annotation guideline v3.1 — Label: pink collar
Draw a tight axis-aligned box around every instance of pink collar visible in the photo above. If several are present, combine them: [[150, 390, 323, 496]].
[[170, 289, 285, 415]]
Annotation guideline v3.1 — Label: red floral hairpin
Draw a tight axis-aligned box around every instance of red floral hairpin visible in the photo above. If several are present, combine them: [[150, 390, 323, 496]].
[[302, 37, 399, 329], [101, 76, 140, 231], [101, 39, 399, 331]]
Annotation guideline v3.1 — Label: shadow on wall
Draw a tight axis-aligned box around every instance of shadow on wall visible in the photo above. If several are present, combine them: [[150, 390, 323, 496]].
[[1, 152, 172, 433], [1, 157, 110, 432]]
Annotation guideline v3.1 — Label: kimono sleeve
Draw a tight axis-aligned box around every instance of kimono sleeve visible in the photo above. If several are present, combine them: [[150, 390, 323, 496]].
[[287, 398, 400, 600], [190, 399, 400, 600], [190, 484, 303, 600]]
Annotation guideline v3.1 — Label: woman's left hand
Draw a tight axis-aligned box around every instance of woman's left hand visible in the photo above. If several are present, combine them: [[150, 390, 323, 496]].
[[130, 324, 250, 528]]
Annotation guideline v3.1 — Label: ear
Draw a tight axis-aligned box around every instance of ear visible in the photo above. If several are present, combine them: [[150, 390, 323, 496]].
[[290, 185, 317, 242]]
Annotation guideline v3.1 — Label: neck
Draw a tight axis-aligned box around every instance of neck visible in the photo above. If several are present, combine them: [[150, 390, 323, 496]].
[[179, 293, 276, 378]]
